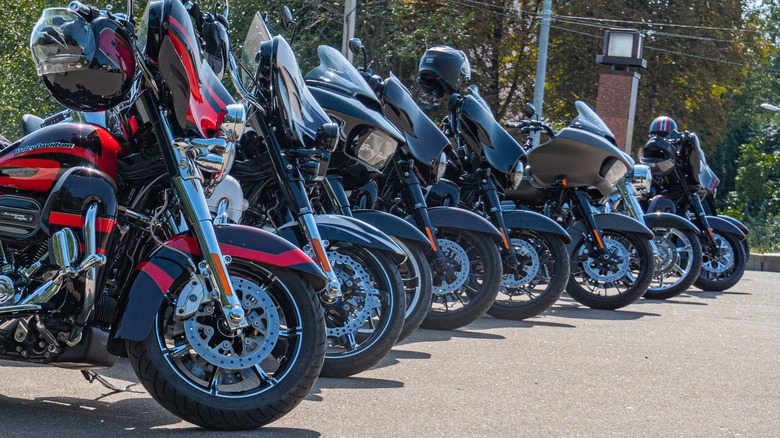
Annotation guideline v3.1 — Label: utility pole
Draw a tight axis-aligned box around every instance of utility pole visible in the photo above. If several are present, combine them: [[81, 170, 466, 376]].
[[342, 0, 357, 62], [532, 0, 552, 145]]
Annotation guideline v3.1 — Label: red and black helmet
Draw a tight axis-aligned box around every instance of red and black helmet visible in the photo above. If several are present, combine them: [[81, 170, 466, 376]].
[[649, 116, 678, 138], [30, 7, 136, 112]]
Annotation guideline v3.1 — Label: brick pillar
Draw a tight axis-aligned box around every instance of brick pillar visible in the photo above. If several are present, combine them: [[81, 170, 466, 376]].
[[595, 70, 640, 155]]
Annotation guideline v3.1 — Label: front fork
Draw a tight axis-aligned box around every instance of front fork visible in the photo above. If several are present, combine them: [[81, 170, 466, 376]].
[[616, 180, 660, 257], [475, 168, 518, 268], [157, 111, 248, 331], [396, 159, 441, 257]]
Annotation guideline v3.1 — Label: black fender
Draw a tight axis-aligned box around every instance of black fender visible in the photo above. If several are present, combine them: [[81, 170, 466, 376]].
[[418, 206, 503, 242], [642, 212, 700, 234], [566, 213, 654, 255], [353, 209, 430, 245], [707, 215, 746, 240], [502, 210, 572, 244], [278, 214, 407, 263], [108, 224, 325, 355], [717, 215, 749, 237], [646, 195, 676, 214]]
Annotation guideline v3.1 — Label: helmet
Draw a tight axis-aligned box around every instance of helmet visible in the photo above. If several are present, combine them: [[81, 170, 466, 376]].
[[649, 116, 677, 138], [417, 46, 471, 97], [31, 8, 135, 112]]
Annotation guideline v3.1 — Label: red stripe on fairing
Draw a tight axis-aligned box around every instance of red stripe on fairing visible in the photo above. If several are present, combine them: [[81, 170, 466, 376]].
[[165, 236, 313, 267], [168, 17, 227, 137], [48, 212, 117, 233], [135, 261, 174, 295]]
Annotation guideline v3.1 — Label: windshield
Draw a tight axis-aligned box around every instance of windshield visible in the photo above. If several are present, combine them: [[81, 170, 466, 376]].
[[571, 101, 616, 141], [240, 12, 272, 85], [305, 45, 377, 100]]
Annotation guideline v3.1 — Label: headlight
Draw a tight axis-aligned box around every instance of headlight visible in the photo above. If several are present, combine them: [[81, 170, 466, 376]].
[[627, 164, 651, 193], [355, 130, 397, 169], [509, 158, 525, 190], [431, 152, 447, 182], [601, 158, 628, 186]]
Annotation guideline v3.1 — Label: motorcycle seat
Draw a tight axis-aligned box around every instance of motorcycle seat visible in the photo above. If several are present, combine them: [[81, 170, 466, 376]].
[[22, 114, 43, 136]]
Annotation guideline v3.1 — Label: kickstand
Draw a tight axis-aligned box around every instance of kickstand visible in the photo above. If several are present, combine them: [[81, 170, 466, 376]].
[[81, 370, 141, 394]]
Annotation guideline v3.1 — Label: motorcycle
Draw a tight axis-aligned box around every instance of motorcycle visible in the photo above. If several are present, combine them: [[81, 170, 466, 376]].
[[428, 87, 572, 320], [599, 165, 703, 300], [0, 0, 328, 429], [221, 11, 407, 377], [640, 129, 747, 291], [305, 44, 505, 331], [504, 101, 655, 310]]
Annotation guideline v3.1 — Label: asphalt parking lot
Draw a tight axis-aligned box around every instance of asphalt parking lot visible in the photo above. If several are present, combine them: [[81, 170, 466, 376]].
[[0, 270, 778, 437]]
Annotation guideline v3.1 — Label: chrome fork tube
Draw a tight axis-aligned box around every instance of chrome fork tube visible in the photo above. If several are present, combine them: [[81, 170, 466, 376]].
[[618, 180, 659, 253], [299, 211, 342, 303], [159, 111, 247, 331]]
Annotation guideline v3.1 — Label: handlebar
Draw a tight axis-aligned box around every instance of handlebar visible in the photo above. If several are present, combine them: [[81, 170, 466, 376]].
[[504, 119, 555, 138]]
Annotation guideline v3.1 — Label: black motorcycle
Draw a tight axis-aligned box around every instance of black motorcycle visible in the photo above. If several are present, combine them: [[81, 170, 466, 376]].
[[505, 102, 655, 310], [305, 45, 505, 331], [427, 87, 572, 320], [219, 12, 407, 377], [640, 130, 747, 291]]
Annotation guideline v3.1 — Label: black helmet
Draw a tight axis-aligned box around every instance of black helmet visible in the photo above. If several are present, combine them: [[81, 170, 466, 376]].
[[31, 7, 136, 112], [649, 116, 677, 138], [417, 45, 471, 97]]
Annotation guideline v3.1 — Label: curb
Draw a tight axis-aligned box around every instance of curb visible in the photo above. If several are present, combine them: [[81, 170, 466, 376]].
[[746, 253, 780, 272]]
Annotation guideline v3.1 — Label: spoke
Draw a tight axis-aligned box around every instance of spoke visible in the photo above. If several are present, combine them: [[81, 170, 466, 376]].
[[279, 326, 302, 338], [208, 367, 221, 395], [345, 332, 358, 351], [164, 343, 191, 359], [253, 364, 278, 385]]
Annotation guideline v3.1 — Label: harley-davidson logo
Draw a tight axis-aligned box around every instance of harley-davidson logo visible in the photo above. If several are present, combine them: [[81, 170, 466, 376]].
[[0, 211, 34, 223], [14, 142, 75, 154]]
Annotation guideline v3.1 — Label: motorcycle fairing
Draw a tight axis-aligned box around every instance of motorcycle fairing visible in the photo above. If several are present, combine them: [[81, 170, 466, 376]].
[[458, 95, 525, 174], [109, 224, 326, 354]]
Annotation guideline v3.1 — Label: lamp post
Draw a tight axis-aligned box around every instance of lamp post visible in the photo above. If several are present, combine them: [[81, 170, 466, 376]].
[[595, 28, 646, 155]]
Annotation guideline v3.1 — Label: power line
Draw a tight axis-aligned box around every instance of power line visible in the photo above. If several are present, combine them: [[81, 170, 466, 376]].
[[551, 13, 759, 33]]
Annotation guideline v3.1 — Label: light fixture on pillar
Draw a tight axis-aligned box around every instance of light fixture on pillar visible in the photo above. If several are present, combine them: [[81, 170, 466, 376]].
[[596, 28, 646, 70]]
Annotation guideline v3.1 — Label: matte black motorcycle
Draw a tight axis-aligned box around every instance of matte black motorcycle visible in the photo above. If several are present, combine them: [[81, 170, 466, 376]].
[[505, 102, 655, 310], [640, 130, 747, 291], [2, 0, 327, 429], [211, 12, 406, 377], [305, 45, 504, 331], [599, 165, 703, 300], [428, 87, 571, 320]]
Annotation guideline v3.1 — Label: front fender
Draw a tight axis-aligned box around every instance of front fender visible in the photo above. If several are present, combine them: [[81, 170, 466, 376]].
[[707, 215, 746, 240], [502, 210, 572, 243], [642, 212, 700, 234], [566, 213, 654, 255], [420, 206, 502, 242], [109, 225, 325, 355], [353, 209, 430, 245], [278, 214, 407, 263], [716, 215, 749, 237]]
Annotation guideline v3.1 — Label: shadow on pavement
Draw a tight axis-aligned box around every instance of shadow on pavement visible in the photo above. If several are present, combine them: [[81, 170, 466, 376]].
[[401, 328, 505, 344], [0, 393, 320, 436], [546, 304, 660, 320]]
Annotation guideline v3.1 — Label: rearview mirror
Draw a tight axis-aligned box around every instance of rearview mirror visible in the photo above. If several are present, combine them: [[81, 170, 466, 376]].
[[523, 103, 536, 118], [761, 103, 780, 112], [348, 38, 364, 56], [281, 6, 296, 30]]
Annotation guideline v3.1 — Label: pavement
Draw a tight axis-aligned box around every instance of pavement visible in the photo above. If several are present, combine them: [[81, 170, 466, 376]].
[[0, 271, 778, 437]]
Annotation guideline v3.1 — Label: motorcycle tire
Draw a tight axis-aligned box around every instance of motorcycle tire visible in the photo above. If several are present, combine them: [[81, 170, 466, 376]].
[[421, 228, 502, 330], [127, 259, 326, 430], [320, 244, 405, 377], [694, 230, 746, 292], [644, 227, 703, 300], [566, 229, 654, 310], [391, 238, 433, 342], [487, 230, 569, 320]]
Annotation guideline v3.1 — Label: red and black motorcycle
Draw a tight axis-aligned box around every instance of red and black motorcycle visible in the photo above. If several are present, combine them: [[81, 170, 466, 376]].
[[0, 0, 327, 430]]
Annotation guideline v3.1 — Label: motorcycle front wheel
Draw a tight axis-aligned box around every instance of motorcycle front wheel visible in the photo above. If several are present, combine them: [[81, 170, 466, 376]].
[[644, 226, 702, 300], [694, 230, 746, 291], [391, 237, 433, 342], [320, 244, 405, 377], [421, 228, 502, 330], [487, 230, 569, 320], [127, 259, 326, 430], [566, 229, 654, 310]]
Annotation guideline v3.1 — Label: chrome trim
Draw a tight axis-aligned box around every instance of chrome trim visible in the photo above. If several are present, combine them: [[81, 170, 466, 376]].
[[299, 212, 342, 302]]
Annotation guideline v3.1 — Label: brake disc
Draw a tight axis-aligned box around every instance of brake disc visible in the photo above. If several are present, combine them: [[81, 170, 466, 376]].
[[182, 277, 280, 370], [432, 238, 470, 295], [581, 237, 631, 283], [325, 250, 381, 337], [502, 237, 540, 288], [703, 234, 735, 274], [653, 233, 678, 274]]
